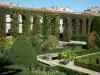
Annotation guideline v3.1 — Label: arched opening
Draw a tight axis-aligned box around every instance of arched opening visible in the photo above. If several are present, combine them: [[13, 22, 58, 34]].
[[59, 18, 63, 41], [6, 14, 11, 34], [86, 19, 89, 35]]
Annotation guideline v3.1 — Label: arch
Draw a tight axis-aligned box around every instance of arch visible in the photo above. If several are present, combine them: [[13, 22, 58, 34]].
[[6, 14, 11, 33], [86, 18, 89, 35]]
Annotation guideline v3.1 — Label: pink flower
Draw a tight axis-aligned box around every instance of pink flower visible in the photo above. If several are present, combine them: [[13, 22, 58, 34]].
[[92, 31, 96, 35]]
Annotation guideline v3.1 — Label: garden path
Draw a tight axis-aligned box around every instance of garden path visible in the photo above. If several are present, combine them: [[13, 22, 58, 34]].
[[66, 64, 100, 75], [65, 52, 100, 75], [38, 52, 100, 75]]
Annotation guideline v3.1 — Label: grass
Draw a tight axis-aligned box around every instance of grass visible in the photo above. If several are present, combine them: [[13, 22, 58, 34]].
[[43, 46, 85, 54]]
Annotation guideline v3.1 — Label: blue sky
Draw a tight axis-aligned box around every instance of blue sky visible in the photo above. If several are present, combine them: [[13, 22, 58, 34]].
[[0, 0, 100, 12]]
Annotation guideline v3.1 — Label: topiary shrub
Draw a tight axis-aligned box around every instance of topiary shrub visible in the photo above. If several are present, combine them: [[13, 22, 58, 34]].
[[8, 35, 37, 70]]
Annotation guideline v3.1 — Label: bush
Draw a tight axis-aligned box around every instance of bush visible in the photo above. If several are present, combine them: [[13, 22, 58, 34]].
[[71, 35, 88, 42], [59, 49, 77, 61], [53, 66, 90, 75], [8, 35, 37, 69], [41, 35, 61, 50]]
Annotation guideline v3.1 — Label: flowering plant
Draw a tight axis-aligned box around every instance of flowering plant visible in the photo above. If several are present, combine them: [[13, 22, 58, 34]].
[[88, 31, 97, 49]]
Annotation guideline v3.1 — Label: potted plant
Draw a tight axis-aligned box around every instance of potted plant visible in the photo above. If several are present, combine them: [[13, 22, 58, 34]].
[[58, 49, 77, 65]]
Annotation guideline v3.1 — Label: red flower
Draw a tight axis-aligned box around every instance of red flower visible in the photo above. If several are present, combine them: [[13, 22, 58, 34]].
[[3, 32, 6, 37]]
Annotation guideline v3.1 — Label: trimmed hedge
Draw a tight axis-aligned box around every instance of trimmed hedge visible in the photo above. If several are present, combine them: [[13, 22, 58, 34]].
[[31, 71, 66, 75], [75, 53, 100, 72], [71, 35, 88, 42], [53, 66, 90, 75], [19, 71, 66, 75], [75, 60, 100, 72]]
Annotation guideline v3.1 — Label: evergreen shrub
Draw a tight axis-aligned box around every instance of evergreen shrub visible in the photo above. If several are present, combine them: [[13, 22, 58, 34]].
[[8, 35, 37, 67]]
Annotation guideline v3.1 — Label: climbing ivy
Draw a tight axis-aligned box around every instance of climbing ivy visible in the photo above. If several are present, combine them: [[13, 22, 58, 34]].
[[32, 15, 42, 35], [51, 16, 60, 38], [0, 6, 94, 41], [9, 13, 19, 37], [42, 16, 51, 39], [63, 17, 72, 41]]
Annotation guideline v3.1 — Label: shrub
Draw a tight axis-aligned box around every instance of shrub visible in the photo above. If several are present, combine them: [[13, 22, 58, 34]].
[[8, 35, 37, 70], [87, 31, 97, 49], [75, 53, 100, 72], [59, 49, 77, 61], [41, 35, 61, 50]]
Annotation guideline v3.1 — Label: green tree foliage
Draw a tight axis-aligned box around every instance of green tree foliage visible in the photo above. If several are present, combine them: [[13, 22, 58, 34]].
[[9, 13, 19, 37], [8, 35, 37, 68]]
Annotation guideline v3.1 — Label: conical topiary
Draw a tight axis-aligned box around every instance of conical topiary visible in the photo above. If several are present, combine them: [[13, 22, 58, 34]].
[[8, 35, 37, 68]]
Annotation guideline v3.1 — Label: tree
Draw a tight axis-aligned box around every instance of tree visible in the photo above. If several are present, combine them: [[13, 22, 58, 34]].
[[8, 35, 37, 70]]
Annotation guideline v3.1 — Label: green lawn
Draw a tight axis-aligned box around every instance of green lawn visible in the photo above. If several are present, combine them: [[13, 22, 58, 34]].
[[43, 46, 85, 54]]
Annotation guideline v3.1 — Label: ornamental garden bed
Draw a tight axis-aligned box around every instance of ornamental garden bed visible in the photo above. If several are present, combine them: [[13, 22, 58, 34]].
[[75, 53, 100, 72]]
